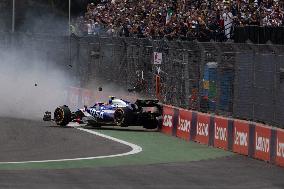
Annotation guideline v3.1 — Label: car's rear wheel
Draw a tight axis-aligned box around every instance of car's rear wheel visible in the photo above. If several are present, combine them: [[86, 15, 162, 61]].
[[54, 105, 72, 126], [114, 108, 132, 127]]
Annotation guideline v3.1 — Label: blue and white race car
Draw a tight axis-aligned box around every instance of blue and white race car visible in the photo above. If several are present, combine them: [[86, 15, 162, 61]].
[[43, 97, 162, 129]]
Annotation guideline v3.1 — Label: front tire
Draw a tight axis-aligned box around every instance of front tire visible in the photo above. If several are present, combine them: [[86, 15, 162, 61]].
[[54, 105, 72, 126]]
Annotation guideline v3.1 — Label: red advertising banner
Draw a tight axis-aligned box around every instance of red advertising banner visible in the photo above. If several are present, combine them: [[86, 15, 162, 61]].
[[161, 105, 175, 135], [254, 124, 271, 162], [233, 121, 249, 156], [176, 109, 192, 141], [67, 87, 81, 108], [195, 113, 210, 145], [276, 129, 284, 167], [81, 89, 94, 107], [214, 117, 229, 150]]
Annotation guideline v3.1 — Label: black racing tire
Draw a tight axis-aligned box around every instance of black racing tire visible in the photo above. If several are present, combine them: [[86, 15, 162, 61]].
[[143, 119, 158, 129], [54, 105, 72, 126], [114, 108, 132, 127]]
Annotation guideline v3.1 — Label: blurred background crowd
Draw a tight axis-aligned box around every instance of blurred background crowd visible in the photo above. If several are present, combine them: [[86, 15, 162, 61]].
[[72, 0, 284, 41]]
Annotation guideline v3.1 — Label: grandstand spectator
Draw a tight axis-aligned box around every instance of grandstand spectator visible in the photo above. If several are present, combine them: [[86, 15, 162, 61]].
[[87, 19, 94, 35], [223, 6, 234, 39], [74, 0, 284, 41], [106, 24, 116, 36], [93, 22, 101, 35]]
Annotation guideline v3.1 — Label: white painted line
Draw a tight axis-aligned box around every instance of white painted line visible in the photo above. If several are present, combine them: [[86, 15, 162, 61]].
[[0, 127, 142, 164]]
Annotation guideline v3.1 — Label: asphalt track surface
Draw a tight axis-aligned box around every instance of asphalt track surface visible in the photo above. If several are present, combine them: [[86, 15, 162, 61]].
[[0, 118, 131, 162], [0, 118, 284, 189]]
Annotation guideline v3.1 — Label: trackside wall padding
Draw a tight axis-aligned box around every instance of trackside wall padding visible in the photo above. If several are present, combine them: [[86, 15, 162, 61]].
[[209, 116, 214, 146], [176, 109, 192, 141], [67, 87, 81, 108], [172, 108, 179, 137], [232, 120, 250, 156], [254, 124, 272, 162], [270, 129, 277, 164], [190, 112, 198, 141], [275, 129, 284, 166], [248, 124, 255, 157], [213, 117, 229, 150], [160, 105, 284, 168], [195, 113, 211, 145], [81, 89, 94, 107], [228, 120, 234, 151], [161, 105, 175, 135], [67, 87, 95, 108]]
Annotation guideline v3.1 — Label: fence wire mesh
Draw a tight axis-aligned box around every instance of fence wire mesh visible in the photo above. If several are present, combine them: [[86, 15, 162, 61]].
[[1, 32, 283, 128], [76, 36, 284, 128]]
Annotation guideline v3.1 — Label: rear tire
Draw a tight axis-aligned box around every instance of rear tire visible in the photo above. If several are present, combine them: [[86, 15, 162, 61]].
[[114, 108, 132, 127], [54, 105, 72, 126]]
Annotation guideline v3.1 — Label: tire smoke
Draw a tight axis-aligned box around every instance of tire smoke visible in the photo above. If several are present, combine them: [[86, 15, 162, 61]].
[[0, 48, 71, 120]]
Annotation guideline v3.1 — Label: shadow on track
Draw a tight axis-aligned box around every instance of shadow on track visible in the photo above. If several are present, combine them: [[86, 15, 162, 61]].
[[83, 125, 159, 133], [44, 122, 158, 132]]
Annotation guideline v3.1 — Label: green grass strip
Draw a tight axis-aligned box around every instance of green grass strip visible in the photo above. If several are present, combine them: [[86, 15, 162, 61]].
[[0, 129, 233, 170]]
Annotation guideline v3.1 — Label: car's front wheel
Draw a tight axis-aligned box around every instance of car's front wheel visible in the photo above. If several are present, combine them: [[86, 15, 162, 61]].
[[54, 105, 72, 126]]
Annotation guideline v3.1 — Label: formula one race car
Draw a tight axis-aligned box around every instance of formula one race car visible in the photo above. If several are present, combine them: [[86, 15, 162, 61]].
[[43, 97, 162, 129]]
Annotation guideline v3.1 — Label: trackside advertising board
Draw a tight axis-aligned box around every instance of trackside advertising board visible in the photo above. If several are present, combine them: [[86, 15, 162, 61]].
[[176, 109, 192, 141], [161, 105, 175, 135], [195, 113, 210, 145], [67, 87, 81, 108], [276, 129, 284, 166], [159, 104, 284, 168], [254, 124, 271, 162], [233, 121, 249, 156], [81, 89, 94, 107], [214, 117, 229, 150]]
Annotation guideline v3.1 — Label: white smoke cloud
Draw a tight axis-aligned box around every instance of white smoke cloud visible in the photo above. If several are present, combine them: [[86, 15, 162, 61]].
[[0, 1, 75, 120], [0, 47, 71, 120], [0, 0, 145, 121]]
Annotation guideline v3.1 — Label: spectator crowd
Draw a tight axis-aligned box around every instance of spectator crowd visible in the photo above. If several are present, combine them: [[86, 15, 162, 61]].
[[72, 0, 284, 41]]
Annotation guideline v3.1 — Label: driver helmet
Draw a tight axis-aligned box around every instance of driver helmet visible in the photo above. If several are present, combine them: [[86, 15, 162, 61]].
[[108, 96, 116, 104]]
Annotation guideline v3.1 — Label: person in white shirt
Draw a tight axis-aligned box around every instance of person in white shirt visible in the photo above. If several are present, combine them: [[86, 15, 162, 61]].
[[222, 7, 233, 39]]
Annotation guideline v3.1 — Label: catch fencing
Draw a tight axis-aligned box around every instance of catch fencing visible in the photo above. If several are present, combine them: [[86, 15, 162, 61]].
[[1, 32, 283, 128], [75, 36, 284, 128]]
